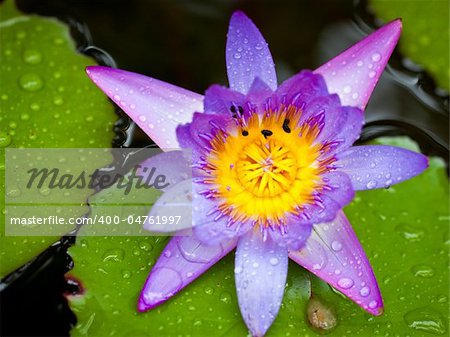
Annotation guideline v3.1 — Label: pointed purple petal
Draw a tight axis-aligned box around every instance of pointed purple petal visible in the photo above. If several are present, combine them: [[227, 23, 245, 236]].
[[289, 211, 383, 315], [86, 66, 203, 148], [336, 145, 428, 190], [235, 230, 288, 337], [226, 11, 277, 94], [314, 19, 402, 110], [138, 236, 236, 311]]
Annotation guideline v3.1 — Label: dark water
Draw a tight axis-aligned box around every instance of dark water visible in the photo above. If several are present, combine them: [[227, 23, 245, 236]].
[[1, 0, 448, 336]]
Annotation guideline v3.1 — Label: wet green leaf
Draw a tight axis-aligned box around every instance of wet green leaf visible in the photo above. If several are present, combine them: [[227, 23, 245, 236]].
[[69, 137, 448, 336], [370, 0, 450, 90], [0, 0, 115, 277]]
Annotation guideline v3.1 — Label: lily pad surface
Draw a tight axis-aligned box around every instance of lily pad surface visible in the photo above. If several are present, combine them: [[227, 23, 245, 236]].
[[370, 0, 450, 90], [0, 0, 115, 277], [69, 137, 449, 336]]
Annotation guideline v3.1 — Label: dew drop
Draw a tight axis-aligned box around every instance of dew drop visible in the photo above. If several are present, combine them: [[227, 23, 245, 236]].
[[269, 257, 279, 266], [102, 248, 125, 262], [366, 180, 377, 189], [337, 278, 354, 289], [138, 115, 147, 122], [395, 224, 425, 242], [19, 73, 43, 92], [371, 53, 381, 62], [331, 241, 342, 252], [234, 52, 242, 59], [121, 270, 132, 279], [20, 113, 30, 121], [23, 49, 42, 64], [219, 291, 232, 304], [0, 132, 12, 147], [368, 300, 378, 309], [368, 70, 376, 78], [359, 286, 370, 297], [234, 266, 242, 274], [203, 286, 214, 295], [411, 264, 435, 278], [343, 85, 352, 94], [404, 307, 446, 335]]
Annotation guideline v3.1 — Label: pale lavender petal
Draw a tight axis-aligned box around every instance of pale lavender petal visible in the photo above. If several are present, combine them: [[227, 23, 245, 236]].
[[137, 150, 192, 190], [235, 230, 288, 337], [138, 236, 236, 311], [289, 211, 383, 315], [193, 219, 254, 246], [191, 181, 254, 245], [144, 179, 193, 233], [314, 19, 402, 110], [246, 77, 273, 106], [275, 70, 328, 109], [305, 171, 354, 224], [226, 11, 277, 94], [269, 214, 312, 251], [203, 84, 247, 115], [86, 66, 203, 148], [336, 145, 428, 190], [317, 105, 364, 155]]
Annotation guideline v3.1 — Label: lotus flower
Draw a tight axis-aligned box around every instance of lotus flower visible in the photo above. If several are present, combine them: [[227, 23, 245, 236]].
[[86, 11, 428, 337]]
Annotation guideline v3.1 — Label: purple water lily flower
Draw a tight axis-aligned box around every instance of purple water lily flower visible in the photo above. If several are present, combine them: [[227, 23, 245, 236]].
[[86, 11, 428, 337]]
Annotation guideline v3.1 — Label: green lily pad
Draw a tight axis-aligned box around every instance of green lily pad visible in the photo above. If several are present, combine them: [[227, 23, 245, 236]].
[[370, 0, 450, 90], [0, 0, 115, 277], [68, 137, 448, 336]]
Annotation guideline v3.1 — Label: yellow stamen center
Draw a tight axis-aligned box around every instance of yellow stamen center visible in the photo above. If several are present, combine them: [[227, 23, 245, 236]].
[[205, 105, 324, 227]]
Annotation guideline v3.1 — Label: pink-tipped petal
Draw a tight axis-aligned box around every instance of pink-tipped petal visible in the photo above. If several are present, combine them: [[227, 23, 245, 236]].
[[86, 66, 203, 148], [235, 230, 288, 337], [138, 236, 236, 311], [288, 211, 383, 315], [314, 19, 402, 110], [226, 11, 277, 94], [336, 145, 428, 190]]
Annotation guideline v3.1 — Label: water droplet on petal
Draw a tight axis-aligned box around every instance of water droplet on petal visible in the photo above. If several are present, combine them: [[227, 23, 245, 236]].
[[331, 241, 342, 252], [366, 180, 377, 189], [269, 257, 279, 266], [337, 278, 354, 289], [359, 286, 370, 297], [368, 300, 378, 309], [371, 53, 381, 62]]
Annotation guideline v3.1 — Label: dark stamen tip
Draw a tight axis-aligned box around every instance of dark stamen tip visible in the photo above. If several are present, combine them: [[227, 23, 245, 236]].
[[261, 129, 273, 139], [242, 130, 249, 136], [282, 118, 291, 133]]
